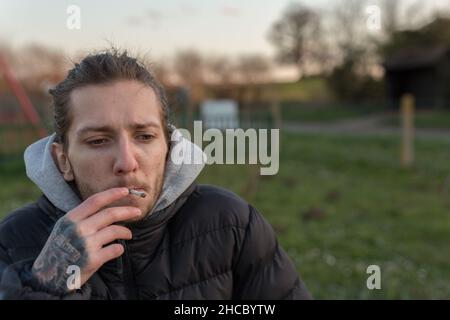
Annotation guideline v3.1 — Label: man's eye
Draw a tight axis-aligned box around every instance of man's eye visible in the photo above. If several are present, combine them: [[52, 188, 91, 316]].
[[87, 139, 108, 145], [137, 134, 154, 141]]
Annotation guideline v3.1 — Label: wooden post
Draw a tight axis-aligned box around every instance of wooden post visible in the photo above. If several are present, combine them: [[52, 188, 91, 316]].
[[265, 85, 281, 129], [270, 96, 282, 131], [400, 94, 415, 167]]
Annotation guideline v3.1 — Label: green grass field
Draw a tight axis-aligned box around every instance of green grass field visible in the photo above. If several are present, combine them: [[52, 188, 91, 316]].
[[383, 110, 450, 129], [273, 77, 334, 103], [1, 132, 449, 299], [281, 102, 385, 123]]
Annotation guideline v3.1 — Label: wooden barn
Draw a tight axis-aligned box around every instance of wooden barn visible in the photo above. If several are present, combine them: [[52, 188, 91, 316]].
[[384, 46, 450, 109]]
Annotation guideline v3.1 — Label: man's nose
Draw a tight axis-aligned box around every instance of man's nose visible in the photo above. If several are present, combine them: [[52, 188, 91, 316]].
[[113, 137, 138, 175]]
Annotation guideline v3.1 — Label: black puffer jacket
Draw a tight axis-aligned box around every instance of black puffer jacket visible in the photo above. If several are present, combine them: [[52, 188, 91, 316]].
[[0, 184, 311, 300]]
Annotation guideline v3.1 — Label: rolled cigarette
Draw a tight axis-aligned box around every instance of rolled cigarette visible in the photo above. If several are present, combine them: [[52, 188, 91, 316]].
[[128, 188, 147, 198]]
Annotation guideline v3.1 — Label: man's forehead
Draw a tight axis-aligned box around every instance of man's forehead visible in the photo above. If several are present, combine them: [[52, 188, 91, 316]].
[[67, 80, 164, 135]]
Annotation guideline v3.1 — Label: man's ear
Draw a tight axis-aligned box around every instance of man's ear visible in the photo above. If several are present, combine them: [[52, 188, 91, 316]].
[[51, 142, 74, 181]]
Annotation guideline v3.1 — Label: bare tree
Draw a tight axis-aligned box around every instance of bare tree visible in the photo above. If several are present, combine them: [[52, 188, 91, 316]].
[[382, 0, 401, 37], [236, 54, 272, 84], [173, 49, 204, 86], [150, 60, 171, 86], [19, 44, 65, 77], [332, 0, 369, 63], [267, 2, 324, 77], [173, 50, 205, 122], [234, 54, 273, 109], [9, 44, 66, 94], [207, 55, 234, 85]]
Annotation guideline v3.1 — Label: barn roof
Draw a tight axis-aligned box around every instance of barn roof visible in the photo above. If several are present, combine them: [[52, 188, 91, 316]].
[[384, 46, 449, 71]]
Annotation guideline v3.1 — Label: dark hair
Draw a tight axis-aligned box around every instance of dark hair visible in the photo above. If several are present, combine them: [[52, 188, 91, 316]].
[[49, 49, 170, 148]]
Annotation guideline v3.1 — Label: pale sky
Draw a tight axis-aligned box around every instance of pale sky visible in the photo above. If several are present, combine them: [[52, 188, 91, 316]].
[[1, 0, 449, 61]]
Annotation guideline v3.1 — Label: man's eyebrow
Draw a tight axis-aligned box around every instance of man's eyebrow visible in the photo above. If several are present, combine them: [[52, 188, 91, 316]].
[[130, 121, 161, 130], [76, 122, 161, 136], [76, 125, 114, 136]]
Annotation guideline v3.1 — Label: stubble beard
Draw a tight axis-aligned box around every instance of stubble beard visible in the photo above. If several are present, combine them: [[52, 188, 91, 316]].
[[72, 171, 165, 224]]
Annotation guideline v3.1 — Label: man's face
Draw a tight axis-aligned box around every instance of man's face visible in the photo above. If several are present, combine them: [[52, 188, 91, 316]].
[[52, 80, 168, 222]]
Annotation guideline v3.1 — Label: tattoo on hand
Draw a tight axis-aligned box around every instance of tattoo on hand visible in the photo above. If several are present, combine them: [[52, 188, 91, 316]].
[[31, 218, 88, 295]]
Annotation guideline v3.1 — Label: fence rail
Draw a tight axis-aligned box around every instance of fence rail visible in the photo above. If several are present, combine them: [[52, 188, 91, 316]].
[[172, 110, 275, 131]]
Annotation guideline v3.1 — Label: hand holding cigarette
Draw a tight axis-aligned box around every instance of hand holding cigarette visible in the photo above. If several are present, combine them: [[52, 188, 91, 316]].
[[31, 187, 141, 295]]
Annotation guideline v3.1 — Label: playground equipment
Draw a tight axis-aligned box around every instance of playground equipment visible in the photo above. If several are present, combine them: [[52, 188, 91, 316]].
[[0, 53, 47, 138]]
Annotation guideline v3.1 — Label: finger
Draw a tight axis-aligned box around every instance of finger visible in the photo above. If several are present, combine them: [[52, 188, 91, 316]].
[[66, 187, 130, 222], [94, 243, 125, 266], [87, 225, 132, 249], [82, 206, 141, 232]]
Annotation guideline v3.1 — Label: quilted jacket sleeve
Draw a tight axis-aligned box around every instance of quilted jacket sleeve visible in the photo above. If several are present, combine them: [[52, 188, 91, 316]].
[[232, 205, 312, 300]]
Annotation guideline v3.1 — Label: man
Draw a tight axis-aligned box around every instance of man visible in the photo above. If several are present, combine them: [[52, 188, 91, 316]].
[[0, 50, 311, 299]]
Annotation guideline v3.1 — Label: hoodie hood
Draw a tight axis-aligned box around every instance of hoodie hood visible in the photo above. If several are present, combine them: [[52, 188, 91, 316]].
[[24, 127, 206, 215]]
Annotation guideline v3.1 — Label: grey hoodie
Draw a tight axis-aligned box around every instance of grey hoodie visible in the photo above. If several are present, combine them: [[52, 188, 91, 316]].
[[24, 127, 206, 216]]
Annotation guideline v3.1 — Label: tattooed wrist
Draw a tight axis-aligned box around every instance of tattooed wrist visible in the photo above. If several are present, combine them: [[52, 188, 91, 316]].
[[31, 217, 88, 295]]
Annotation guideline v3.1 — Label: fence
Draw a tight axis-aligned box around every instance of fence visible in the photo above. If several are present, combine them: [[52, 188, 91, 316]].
[[171, 108, 278, 133]]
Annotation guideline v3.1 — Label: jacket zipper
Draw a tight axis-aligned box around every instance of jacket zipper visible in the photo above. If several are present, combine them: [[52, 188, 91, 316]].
[[120, 240, 138, 299]]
